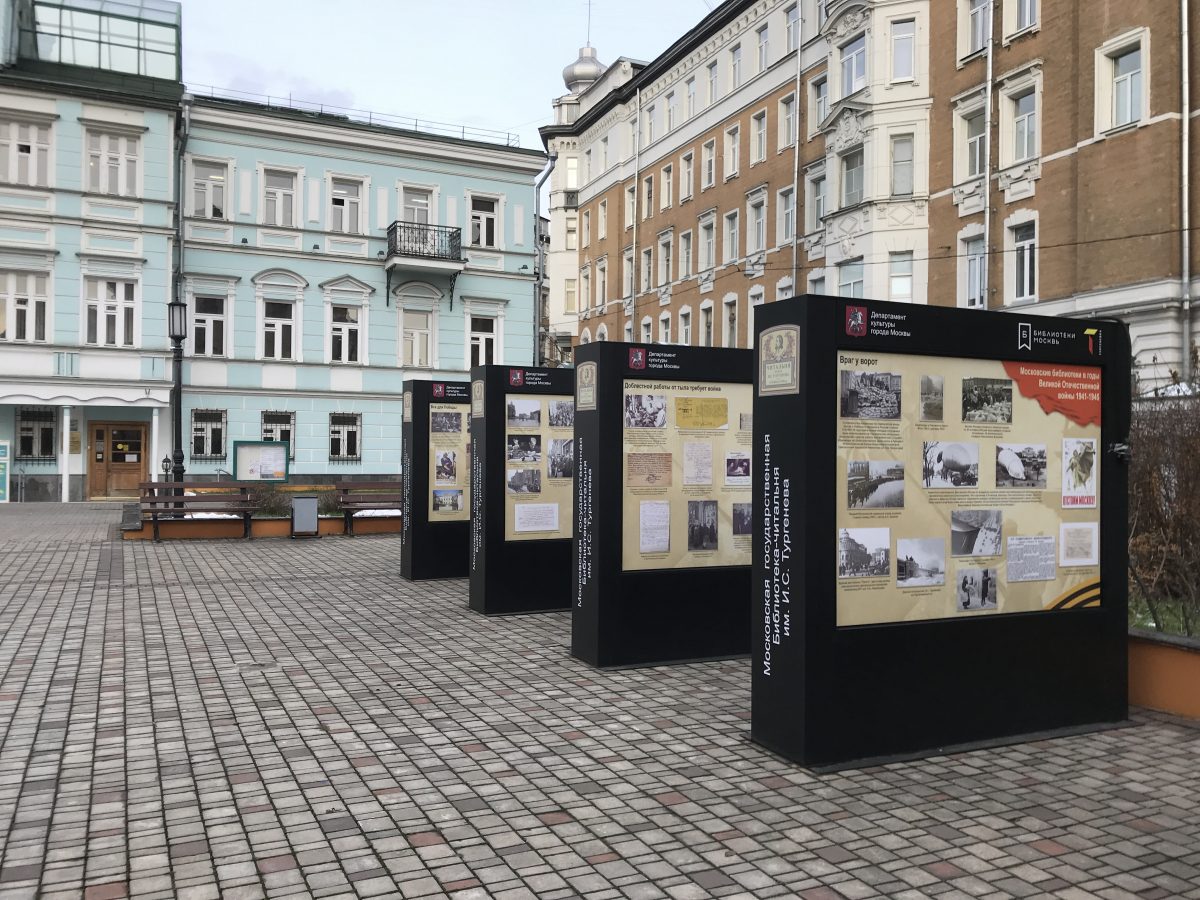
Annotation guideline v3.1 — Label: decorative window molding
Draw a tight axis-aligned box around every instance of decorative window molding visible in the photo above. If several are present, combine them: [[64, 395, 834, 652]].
[[1094, 28, 1150, 137]]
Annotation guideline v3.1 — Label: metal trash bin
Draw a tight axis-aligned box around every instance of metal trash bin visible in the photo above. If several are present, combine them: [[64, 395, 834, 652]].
[[291, 494, 320, 538]]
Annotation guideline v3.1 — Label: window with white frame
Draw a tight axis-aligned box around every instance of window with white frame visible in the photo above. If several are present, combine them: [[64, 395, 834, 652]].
[[641, 317, 652, 342], [191, 409, 226, 460], [680, 152, 694, 200], [723, 210, 739, 264], [657, 235, 672, 286], [779, 95, 796, 147], [842, 149, 864, 206], [470, 195, 499, 247], [723, 295, 738, 347], [566, 217, 578, 250], [596, 324, 608, 341], [624, 320, 633, 342], [964, 237, 985, 308], [403, 187, 431, 223], [968, 0, 989, 54], [889, 252, 914, 302], [642, 175, 653, 218], [85, 278, 136, 347], [707, 61, 719, 103], [702, 141, 716, 188], [261, 411, 296, 460], [840, 35, 866, 96], [686, 78, 697, 118], [666, 92, 677, 131], [192, 160, 226, 218], [262, 169, 296, 227], [811, 274, 826, 294], [748, 285, 765, 335], [700, 218, 716, 270], [403, 310, 432, 366], [778, 187, 795, 243], [839, 260, 865, 298], [262, 300, 295, 360], [582, 211, 590, 247], [751, 112, 767, 163], [891, 135, 914, 196], [16, 407, 55, 460], [0, 120, 50, 187], [659, 312, 671, 344], [580, 267, 591, 311], [1012, 90, 1037, 162], [566, 156, 579, 189], [679, 308, 692, 345], [1013, 222, 1036, 302], [596, 259, 608, 307], [730, 44, 742, 89], [965, 111, 985, 178], [1099, 37, 1146, 131], [892, 19, 915, 80], [748, 197, 766, 253], [813, 77, 829, 125], [598, 199, 608, 238], [564, 279, 577, 315], [330, 305, 361, 364], [330, 178, 363, 234], [192, 296, 226, 357], [679, 230, 693, 277], [625, 185, 636, 226], [661, 165, 673, 208], [786, 4, 799, 52], [470, 316, 497, 366], [645, 105, 656, 144], [724, 125, 740, 178], [1016, 0, 1036, 32], [757, 26, 769, 72], [86, 130, 137, 196], [0, 272, 48, 343], [809, 174, 826, 230], [640, 248, 653, 293], [329, 413, 362, 461], [700, 304, 713, 346], [622, 250, 634, 296], [600, 136, 609, 170]]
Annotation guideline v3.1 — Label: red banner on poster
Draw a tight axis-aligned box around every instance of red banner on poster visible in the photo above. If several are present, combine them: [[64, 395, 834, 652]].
[[1003, 361, 1101, 427]]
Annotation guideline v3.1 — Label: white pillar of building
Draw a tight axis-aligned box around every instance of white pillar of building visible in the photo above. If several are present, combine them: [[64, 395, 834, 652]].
[[151, 407, 161, 481], [60, 405, 71, 503]]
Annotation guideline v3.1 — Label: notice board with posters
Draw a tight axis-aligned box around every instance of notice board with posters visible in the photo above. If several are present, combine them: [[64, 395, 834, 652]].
[[751, 295, 1130, 769], [469, 364, 575, 614], [572, 342, 754, 667], [401, 379, 471, 581]]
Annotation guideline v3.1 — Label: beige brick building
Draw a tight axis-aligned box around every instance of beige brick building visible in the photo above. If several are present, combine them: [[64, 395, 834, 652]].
[[543, 0, 1199, 392]]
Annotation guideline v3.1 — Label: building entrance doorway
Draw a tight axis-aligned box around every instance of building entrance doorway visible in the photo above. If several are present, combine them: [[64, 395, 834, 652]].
[[87, 422, 148, 499]]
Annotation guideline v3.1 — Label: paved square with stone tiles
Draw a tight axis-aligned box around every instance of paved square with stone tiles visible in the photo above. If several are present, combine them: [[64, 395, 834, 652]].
[[0, 504, 1198, 900]]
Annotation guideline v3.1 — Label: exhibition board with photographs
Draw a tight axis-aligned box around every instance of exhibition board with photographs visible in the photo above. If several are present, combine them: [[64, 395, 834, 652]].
[[836, 351, 1101, 626], [504, 395, 575, 541], [621, 379, 753, 571], [428, 404, 470, 521]]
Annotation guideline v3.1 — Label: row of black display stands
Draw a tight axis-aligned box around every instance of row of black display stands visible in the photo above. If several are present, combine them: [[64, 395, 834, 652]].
[[400, 295, 1131, 769]]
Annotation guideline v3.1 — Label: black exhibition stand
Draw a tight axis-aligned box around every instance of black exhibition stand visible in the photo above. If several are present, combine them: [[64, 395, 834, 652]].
[[400, 379, 470, 581], [469, 364, 574, 614], [750, 295, 1131, 769], [572, 341, 754, 667]]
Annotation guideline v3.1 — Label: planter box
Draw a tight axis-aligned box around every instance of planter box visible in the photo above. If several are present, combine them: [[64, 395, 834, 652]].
[[123, 515, 401, 541], [1129, 630, 1200, 719]]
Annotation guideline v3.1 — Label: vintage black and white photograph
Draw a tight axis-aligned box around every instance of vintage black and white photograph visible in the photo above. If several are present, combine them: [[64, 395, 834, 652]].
[[962, 377, 1013, 423], [896, 538, 946, 587], [548, 400, 574, 428], [956, 567, 999, 611], [687, 500, 719, 551], [950, 509, 1003, 556], [434, 450, 457, 485], [506, 435, 541, 462], [922, 441, 979, 488], [507, 398, 541, 428], [548, 438, 574, 479], [920, 375, 944, 422], [431, 411, 462, 433], [732, 502, 752, 536], [506, 468, 542, 494], [724, 451, 751, 486], [624, 394, 668, 428], [839, 528, 890, 578], [846, 460, 905, 508], [995, 443, 1048, 488], [839, 370, 901, 419], [432, 489, 464, 512]]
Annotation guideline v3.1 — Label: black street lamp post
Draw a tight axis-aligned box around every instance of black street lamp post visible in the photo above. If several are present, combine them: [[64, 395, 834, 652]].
[[167, 295, 187, 493]]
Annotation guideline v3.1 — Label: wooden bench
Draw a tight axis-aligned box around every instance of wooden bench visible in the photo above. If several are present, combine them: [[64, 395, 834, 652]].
[[139, 481, 256, 542], [336, 480, 403, 535]]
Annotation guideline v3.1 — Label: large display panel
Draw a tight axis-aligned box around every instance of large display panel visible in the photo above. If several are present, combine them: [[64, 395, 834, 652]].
[[470, 366, 575, 615], [751, 296, 1129, 769], [835, 352, 1101, 626], [621, 379, 753, 571], [573, 342, 754, 667], [401, 380, 470, 581]]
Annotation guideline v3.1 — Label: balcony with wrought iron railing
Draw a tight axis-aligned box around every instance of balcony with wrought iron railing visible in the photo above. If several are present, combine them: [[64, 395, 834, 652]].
[[385, 221, 465, 273]]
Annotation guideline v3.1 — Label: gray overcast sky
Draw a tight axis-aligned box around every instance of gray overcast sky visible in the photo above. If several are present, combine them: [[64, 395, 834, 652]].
[[177, 0, 716, 150]]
